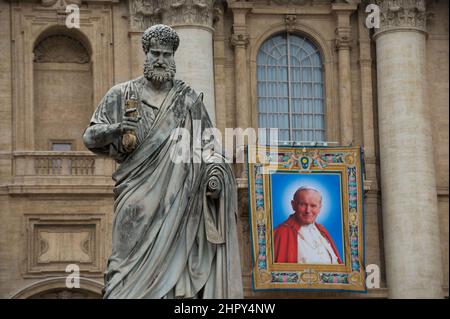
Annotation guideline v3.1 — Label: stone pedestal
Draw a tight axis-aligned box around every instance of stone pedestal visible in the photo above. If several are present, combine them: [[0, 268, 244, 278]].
[[374, 0, 443, 298]]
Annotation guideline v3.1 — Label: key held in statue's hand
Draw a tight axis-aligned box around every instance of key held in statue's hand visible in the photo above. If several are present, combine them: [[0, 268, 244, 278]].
[[122, 100, 139, 153]]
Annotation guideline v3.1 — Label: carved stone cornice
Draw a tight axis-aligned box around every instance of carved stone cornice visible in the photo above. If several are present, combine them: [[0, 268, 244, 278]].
[[270, 0, 311, 4], [41, 0, 82, 9], [374, 0, 429, 36], [37, 0, 82, 15]]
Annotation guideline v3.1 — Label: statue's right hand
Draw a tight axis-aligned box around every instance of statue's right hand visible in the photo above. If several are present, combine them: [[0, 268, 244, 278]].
[[119, 108, 141, 134]]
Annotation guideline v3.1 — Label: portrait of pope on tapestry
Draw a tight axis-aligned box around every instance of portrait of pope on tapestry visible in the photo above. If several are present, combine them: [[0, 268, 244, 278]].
[[271, 173, 344, 265]]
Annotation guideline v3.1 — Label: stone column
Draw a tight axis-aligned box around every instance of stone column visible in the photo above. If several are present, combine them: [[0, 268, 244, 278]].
[[333, 3, 356, 146], [374, 0, 443, 298], [230, 4, 251, 178], [230, 3, 251, 131], [162, 0, 216, 123], [231, 34, 249, 133]]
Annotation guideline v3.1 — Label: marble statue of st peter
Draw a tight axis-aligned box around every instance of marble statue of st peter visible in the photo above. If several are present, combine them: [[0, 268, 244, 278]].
[[83, 24, 243, 299]]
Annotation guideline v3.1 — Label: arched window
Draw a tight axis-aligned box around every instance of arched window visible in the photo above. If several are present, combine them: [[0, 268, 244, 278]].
[[257, 33, 325, 143]]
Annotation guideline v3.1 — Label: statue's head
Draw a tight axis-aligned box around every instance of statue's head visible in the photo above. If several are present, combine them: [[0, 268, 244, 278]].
[[142, 24, 179, 84]]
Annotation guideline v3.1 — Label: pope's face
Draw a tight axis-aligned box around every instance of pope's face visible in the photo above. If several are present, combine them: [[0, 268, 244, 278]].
[[291, 190, 322, 225]]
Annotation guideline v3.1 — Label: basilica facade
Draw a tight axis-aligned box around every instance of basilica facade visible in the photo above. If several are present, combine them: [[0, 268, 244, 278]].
[[0, 0, 448, 299]]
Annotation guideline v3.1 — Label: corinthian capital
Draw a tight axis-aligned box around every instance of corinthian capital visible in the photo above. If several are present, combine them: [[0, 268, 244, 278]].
[[162, 0, 215, 29], [375, 0, 429, 34], [129, 0, 164, 32]]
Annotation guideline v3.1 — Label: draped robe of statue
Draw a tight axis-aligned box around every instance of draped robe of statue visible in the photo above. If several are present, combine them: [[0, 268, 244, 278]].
[[83, 76, 243, 299]]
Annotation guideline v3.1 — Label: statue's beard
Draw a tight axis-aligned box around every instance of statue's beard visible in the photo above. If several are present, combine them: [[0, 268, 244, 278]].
[[143, 60, 176, 84]]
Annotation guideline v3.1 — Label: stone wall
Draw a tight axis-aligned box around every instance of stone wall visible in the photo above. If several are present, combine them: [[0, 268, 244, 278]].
[[0, 0, 447, 299]]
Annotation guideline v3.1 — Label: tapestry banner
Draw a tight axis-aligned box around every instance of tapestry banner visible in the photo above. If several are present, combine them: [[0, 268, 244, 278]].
[[248, 145, 366, 292]]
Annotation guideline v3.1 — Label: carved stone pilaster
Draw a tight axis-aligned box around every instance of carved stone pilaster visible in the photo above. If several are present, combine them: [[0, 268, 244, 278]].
[[128, 0, 164, 32], [162, 0, 214, 29], [375, 0, 429, 35]]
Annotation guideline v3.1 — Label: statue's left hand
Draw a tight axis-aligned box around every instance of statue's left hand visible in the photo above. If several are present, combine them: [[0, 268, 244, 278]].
[[206, 176, 221, 199]]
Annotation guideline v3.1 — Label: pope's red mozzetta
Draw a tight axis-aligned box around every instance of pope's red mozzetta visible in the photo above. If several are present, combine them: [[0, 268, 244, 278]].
[[273, 214, 342, 264]]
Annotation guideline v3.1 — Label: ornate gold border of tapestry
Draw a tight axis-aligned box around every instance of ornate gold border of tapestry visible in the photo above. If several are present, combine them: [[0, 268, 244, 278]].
[[248, 145, 366, 292]]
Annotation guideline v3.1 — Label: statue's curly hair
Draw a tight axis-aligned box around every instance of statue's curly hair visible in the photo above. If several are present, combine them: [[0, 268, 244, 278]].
[[142, 24, 180, 54]]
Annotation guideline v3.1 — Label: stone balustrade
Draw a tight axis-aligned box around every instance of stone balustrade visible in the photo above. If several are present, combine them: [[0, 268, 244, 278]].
[[13, 151, 116, 177], [4, 152, 116, 195]]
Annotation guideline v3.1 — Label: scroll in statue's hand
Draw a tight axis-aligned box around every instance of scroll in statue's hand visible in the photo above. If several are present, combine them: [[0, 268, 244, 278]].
[[206, 176, 221, 199]]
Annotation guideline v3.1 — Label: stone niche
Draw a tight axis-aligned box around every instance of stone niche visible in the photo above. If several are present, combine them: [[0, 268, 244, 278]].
[[10, 2, 114, 152], [33, 33, 93, 151]]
